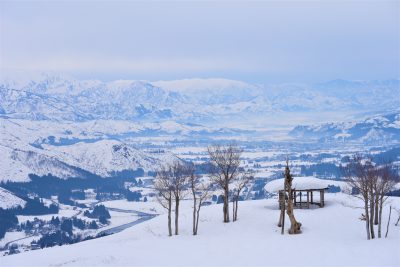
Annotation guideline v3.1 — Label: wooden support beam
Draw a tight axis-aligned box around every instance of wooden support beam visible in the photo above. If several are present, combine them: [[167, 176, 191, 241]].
[[318, 190, 322, 207], [307, 191, 310, 208], [299, 191, 302, 209], [311, 190, 313, 204], [293, 190, 296, 205]]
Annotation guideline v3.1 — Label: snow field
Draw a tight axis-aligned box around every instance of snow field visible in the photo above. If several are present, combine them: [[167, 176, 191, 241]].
[[2, 193, 399, 267]]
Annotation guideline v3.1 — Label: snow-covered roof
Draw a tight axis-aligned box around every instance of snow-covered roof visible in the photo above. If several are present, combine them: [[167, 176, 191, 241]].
[[264, 177, 335, 192]]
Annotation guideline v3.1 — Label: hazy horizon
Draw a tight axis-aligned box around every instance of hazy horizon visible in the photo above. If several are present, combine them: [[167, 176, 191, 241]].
[[1, 0, 399, 83]]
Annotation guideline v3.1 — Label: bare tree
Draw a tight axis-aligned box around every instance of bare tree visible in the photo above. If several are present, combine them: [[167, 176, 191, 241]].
[[376, 163, 398, 238], [189, 168, 212, 235], [154, 166, 174, 236], [231, 171, 254, 222], [208, 144, 242, 223], [368, 164, 377, 239], [343, 156, 398, 240], [284, 159, 301, 234], [170, 161, 190, 235], [342, 155, 373, 240]]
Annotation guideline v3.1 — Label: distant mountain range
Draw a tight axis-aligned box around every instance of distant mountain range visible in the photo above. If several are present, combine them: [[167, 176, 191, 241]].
[[1, 74, 399, 125], [289, 112, 400, 145], [1, 74, 399, 182]]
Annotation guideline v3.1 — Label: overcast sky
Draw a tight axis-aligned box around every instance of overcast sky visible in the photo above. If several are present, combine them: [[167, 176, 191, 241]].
[[0, 0, 399, 83]]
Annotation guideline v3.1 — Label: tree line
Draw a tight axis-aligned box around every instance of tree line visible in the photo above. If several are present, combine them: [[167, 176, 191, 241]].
[[342, 155, 399, 240], [154, 144, 253, 236]]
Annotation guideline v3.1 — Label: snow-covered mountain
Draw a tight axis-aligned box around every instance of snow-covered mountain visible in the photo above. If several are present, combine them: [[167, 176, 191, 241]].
[[0, 139, 174, 183], [0, 145, 86, 182], [41, 140, 172, 178], [1, 74, 399, 182], [289, 112, 400, 144], [0, 118, 245, 182], [1, 74, 399, 126]]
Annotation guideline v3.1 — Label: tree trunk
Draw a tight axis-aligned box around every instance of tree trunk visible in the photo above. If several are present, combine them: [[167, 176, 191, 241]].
[[378, 196, 383, 238], [223, 186, 230, 223], [232, 199, 234, 221], [168, 199, 172, 237], [364, 200, 370, 240], [281, 198, 285, 235], [385, 206, 392, 238], [195, 205, 201, 235], [374, 193, 379, 225], [287, 187, 301, 234], [175, 197, 179, 235], [369, 194, 375, 239], [234, 199, 238, 221], [192, 194, 197, 235]]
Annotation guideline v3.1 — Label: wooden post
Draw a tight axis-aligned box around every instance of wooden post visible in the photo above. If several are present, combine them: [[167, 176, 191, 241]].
[[300, 191, 302, 209], [307, 190, 310, 209], [278, 190, 284, 227], [320, 190, 324, 207], [311, 191, 313, 204]]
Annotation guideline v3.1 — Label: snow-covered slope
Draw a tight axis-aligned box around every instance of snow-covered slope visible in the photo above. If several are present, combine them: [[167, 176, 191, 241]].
[[0, 118, 243, 150], [0, 145, 85, 182], [0, 118, 249, 182], [154, 78, 263, 105], [1, 194, 399, 267], [0, 139, 173, 182], [43, 140, 171, 177], [289, 112, 400, 144], [0, 187, 26, 209]]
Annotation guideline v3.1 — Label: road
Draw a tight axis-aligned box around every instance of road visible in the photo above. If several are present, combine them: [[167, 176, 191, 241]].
[[2, 207, 158, 251], [97, 212, 157, 236]]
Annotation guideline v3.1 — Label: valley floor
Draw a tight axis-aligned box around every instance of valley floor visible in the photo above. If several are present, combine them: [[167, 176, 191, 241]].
[[1, 194, 399, 267]]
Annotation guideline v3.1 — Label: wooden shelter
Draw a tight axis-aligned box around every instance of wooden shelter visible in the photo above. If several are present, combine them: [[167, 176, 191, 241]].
[[264, 176, 331, 210], [278, 188, 327, 209]]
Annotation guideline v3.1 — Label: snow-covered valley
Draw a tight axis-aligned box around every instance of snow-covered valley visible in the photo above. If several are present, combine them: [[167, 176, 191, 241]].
[[1, 0, 399, 265], [0, 76, 399, 267]]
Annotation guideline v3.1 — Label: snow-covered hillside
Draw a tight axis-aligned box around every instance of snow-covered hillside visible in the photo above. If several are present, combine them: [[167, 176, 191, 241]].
[[43, 140, 172, 178], [0, 139, 173, 182], [0, 145, 86, 182], [0, 118, 241, 182], [0, 187, 26, 209], [2, 194, 399, 267], [0, 118, 247, 182], [289, 112, 400, 144]]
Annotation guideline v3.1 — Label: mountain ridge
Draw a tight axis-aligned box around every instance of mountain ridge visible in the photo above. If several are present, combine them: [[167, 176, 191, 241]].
[[1, 75, 399, 125]]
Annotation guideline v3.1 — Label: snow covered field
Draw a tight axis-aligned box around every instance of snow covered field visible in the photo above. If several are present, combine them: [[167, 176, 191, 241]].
[[2, 193, 399, 267]]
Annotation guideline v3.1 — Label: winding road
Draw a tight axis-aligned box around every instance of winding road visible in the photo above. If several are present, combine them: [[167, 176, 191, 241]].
[[98, 211, 157, 236], [2, 206, 158, 252]]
